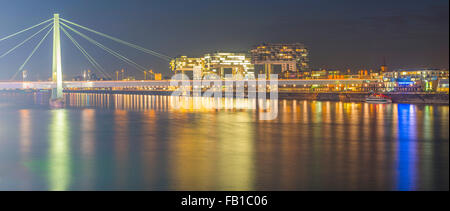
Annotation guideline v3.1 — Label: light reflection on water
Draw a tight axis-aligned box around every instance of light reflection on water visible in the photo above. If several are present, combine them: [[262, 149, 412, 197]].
[[49, 110, 71, 191], [0, 93, 448, 190]]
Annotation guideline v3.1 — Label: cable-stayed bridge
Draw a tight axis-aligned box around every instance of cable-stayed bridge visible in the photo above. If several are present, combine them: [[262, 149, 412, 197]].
[[0, 14, 172, 99], [0, 14, 378, 97]]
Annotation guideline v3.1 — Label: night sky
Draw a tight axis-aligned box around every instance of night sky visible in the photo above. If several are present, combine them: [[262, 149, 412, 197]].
[[0, 0, 448, 80]]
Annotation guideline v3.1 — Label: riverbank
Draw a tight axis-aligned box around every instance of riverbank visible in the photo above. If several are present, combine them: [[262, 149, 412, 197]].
[[279, 92, 449, 104], [62, 89, 449, 104]]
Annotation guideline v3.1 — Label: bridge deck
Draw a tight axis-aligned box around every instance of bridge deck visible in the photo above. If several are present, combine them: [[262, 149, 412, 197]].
[[0, 79, 380, 89]]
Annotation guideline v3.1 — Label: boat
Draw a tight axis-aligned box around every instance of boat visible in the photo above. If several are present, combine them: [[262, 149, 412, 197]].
[[365, 93, 392, 104]]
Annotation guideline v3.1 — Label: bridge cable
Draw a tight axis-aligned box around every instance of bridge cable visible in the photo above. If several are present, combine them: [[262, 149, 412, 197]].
[[0, 22, 53, 59], [60, 26, 112, 79], [60, 25, 112, 79], [10, 26, 54, 81], [61, 22, 149, 74], [60, 18, 172, 61], [61, 22, 148, 73], [0, 18, 53, 42]]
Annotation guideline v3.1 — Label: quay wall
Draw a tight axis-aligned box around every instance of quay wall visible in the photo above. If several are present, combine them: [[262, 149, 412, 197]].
[[278, 92, 449, 104], [63, 89, 449, 105]]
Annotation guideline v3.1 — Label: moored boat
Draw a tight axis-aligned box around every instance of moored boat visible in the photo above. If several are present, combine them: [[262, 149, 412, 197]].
[[365, 93, 392, 104]]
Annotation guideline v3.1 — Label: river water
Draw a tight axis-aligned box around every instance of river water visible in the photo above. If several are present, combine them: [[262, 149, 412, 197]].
[[0, 92, 448, 190]]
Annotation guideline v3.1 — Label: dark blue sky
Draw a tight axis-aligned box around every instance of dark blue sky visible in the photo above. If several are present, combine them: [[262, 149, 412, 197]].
[[0, 0, 448, 80]]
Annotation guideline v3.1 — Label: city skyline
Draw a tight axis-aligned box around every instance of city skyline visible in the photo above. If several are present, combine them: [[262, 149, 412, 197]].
[[0, 0, 448, 80], [0, 0, 448, 196]]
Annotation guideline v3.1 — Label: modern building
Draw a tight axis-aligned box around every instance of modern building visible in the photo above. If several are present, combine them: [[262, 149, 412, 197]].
[[170, 53, 254, 79], [204, 53, 254, 79], [310, 69, 328, 79], [383, 68, 449, 92], [169, 56, 206, 79], [250, 43, 309, 78], [437, 79, 449, 93]]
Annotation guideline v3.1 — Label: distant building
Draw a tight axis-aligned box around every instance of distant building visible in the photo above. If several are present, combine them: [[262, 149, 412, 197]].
[[383, 68, 449, 92], [306, 68, 379, 80], [383, 68, 449, 81], [170, 53, 254, 79], [72, 69, 109, 81], [310, 69, 328, 79], [154, 73, 162, 81], [204, 53, 254, 79], [437, 79, 449, 93], [170, 56, 206, 78], [250, 43, 309, 78]]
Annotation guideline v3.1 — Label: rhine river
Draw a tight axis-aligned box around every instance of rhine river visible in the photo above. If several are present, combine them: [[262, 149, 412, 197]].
[[0, 92, 448, 191]]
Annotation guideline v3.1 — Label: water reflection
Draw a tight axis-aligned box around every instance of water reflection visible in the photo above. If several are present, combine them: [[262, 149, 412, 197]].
[[114, 110, 129, 189], [0, 93, 448, 190], [395, 105, 417, 190], [48, 110, 71, 191], [81, 109, 95, 188], [66, 93, 273, 113], [20, 110, 31, 157], [19, 110, 32, 189]]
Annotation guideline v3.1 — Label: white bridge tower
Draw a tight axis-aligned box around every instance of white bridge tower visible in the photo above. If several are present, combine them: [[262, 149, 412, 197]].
[[51, 13, 63, 99]]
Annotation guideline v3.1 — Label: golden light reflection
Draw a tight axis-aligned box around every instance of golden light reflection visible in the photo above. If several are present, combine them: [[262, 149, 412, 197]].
[[216, 112, 254, 190], [392, 104, 398, 140], [168, 111, 255, 190], [140, 108, 158, 187], [114, 109, 129, 187], [439, 106, 449, 140], [302, 100, 308, 123], [421, 105, 433, 189], [374, 104, 387, 188], [422, 106, 432, 141], [57, 93, 449, 190], [67, 93, 274, 115], [168, 113, 219, 190]]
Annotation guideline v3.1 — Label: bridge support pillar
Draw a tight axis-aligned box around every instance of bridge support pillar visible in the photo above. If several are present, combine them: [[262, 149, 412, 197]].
[[51, 14, 63, 100]]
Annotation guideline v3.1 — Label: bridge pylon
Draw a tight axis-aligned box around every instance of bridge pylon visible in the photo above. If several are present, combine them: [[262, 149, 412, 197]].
[[51, 14, 63, 100]]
